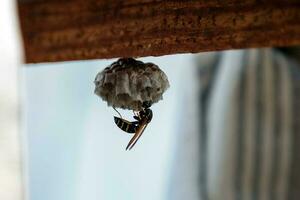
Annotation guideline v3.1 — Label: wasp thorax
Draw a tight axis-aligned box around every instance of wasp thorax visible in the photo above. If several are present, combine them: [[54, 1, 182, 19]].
[[94, 58, 169, 111]]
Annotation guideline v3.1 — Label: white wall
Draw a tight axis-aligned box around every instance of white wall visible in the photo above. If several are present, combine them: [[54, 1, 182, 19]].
[[0, 1, 24, 200]]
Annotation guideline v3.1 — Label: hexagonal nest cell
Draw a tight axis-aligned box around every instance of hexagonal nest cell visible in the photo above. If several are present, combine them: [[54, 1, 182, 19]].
[[94, 58, 169, 111]]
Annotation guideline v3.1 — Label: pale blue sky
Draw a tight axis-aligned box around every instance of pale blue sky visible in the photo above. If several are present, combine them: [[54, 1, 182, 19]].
[[22, 54, 196, 200]]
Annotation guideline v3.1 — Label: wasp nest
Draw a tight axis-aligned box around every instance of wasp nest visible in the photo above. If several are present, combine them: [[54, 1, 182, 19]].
[[94, 58, 169, 111]]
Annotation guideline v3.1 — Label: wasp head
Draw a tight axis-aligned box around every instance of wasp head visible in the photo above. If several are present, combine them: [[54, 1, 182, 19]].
[[142, 101, 152, 109]]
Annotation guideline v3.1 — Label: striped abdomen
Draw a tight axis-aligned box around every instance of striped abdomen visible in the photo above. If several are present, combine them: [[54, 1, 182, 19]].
[[114, 117, 137, 133]]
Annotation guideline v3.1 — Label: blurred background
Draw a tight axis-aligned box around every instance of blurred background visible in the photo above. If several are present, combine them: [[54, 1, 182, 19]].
[[1, 0, 300, 199], [21, 48, 300, 200], [22, 55, 196, 200]]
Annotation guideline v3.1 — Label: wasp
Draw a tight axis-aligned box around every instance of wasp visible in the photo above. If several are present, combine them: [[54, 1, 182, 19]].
[[114, 102, 153, 150]]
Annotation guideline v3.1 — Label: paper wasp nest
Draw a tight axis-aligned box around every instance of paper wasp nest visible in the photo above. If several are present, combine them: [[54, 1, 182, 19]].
[[94, 58, 169, 111]]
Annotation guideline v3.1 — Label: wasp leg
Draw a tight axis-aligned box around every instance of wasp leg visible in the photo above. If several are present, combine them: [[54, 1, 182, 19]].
[[113, 107, 123, 119], [133, 111, 141, 119], [133, 110, 138, 116]]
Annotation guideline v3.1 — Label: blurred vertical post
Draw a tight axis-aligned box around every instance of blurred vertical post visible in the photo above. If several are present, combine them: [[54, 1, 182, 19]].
[[0, 0, 24, 200]]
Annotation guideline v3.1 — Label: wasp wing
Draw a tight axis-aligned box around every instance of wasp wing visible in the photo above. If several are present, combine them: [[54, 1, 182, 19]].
[[126, 119, 148, 150]]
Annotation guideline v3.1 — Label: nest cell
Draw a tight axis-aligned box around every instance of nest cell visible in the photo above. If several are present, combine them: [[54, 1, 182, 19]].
[[94, 58, 170, 111]]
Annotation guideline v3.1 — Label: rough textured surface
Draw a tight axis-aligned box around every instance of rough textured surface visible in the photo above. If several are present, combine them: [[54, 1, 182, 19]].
[[18, 0, 300, 63], [94, 58, 169, 111]]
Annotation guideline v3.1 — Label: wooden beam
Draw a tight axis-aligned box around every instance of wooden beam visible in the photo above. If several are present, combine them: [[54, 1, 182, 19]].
[[18, 0, 300, 63]]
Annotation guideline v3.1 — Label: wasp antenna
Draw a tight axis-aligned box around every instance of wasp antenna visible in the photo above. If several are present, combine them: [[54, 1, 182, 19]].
[[113, 106, 122, 119]]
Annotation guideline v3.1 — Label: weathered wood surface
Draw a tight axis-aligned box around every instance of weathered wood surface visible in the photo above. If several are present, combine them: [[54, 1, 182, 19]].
[[18, 0, 300, 63]]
